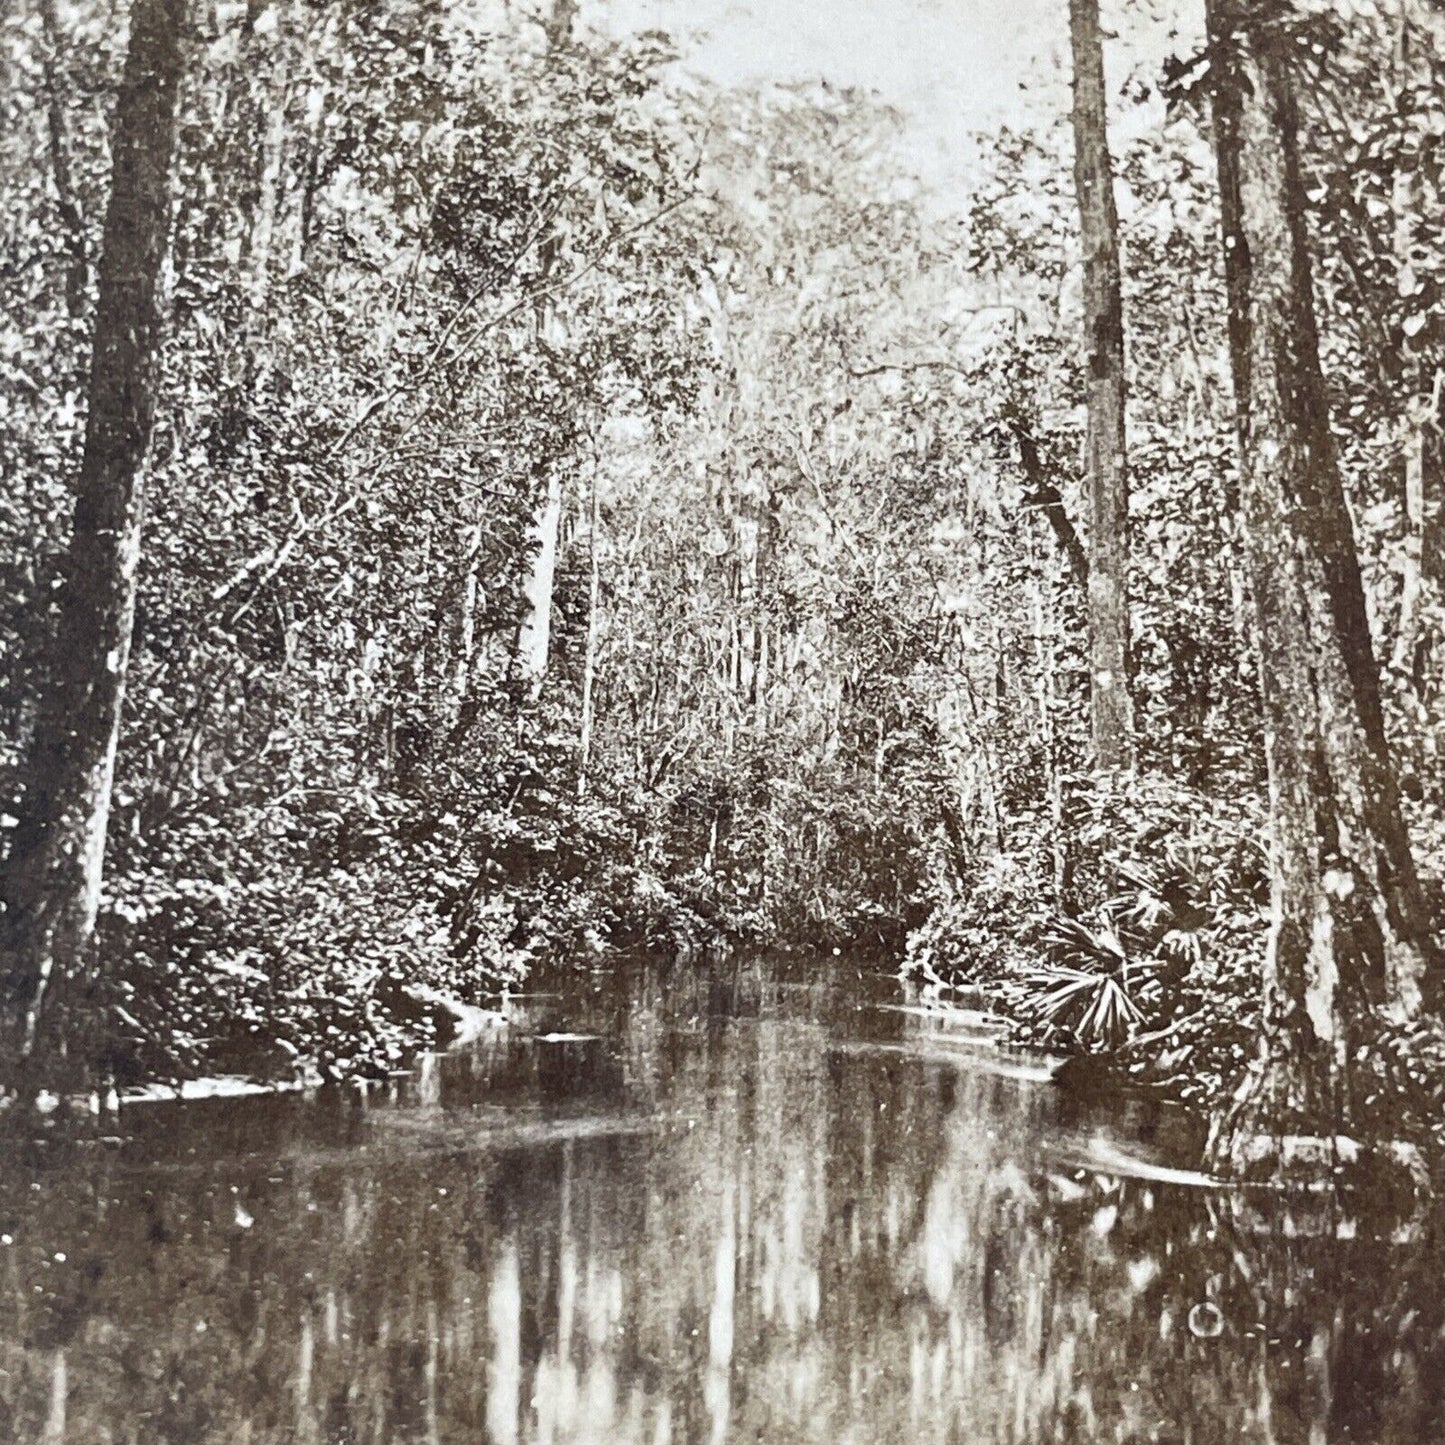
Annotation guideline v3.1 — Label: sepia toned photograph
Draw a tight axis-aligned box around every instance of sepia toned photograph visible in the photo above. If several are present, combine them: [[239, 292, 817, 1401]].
[[2, 0, 1445, 1438]]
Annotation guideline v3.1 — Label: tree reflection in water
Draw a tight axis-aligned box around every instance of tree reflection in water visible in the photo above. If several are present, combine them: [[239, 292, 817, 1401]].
[[1, 959, 1442, 1442]]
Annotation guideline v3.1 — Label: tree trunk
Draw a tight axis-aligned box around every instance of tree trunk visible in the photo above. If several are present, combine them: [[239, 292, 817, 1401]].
[[1392, 424, 1426, 682], [1069, 0, 1134, 771], [1205, 0, 1439, 1165], [38, 0, 89, 321], [516, 467, 562, 693], [1388, 13, 1432, 698], [577, 463, 602, 797], [452, 517, 482, 715], [513, 0, 576, 696], [1031, 552, 1067, 906], [0, 0, 187, 1070]]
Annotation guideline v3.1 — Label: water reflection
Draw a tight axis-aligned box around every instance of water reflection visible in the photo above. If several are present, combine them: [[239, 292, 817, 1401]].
[[1, 959, 1443, 1442]]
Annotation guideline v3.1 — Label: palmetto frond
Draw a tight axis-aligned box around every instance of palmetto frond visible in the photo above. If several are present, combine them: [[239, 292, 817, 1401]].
[[1112, 883, 1172, 932], [1041, 912, 1128, 972], [1026, 965, 1143, 1049]]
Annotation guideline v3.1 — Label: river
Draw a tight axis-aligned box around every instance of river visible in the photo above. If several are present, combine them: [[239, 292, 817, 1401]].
[[0, 957, 1441, 1442]]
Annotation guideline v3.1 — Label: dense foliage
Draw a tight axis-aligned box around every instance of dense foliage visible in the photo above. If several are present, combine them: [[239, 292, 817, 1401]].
[[2, 0, 1444, 1130]]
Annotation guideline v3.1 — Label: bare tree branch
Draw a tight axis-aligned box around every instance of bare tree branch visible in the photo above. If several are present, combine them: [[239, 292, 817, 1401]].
[[1011, 421, 1089, 588]]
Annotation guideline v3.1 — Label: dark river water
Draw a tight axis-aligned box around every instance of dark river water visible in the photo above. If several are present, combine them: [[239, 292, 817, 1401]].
[[1, 957, 1443, 1443]]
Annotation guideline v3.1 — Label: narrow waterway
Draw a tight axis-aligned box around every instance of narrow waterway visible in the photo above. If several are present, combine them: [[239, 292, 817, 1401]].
[[0, 958, 1441, 1443]]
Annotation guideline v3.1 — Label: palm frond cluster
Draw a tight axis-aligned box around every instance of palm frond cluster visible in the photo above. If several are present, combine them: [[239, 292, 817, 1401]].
[[1023, 847, 1239, 1053]]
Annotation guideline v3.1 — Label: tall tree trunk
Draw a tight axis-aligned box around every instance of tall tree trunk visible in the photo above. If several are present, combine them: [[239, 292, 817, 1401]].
[[0, 0, 187, 1069], [1069, 0, 1134, 771], [1388, 11, 1433, 699], [513, 0, 575, 695], [1205, 0, 1438, 1164], [577, 462, 602, 797]]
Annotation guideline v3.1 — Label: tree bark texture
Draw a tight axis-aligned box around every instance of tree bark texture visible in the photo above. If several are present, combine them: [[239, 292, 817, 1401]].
[[0, 0, 187, 1067], [1069, 0, 1134, 771], [1205, 0, 1439, 1159]]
